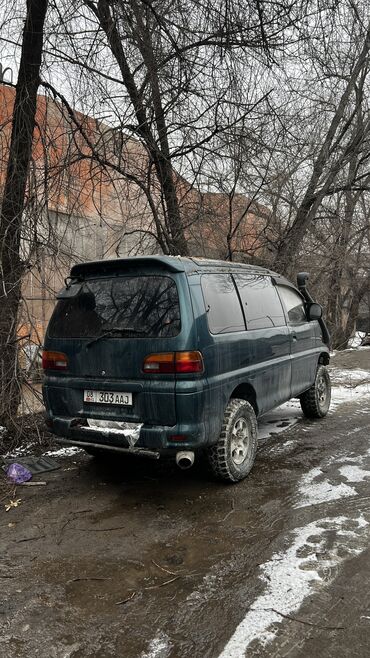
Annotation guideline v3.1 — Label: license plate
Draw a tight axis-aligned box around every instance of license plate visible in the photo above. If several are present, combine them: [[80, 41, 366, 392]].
[[84, 390, 133, 406]]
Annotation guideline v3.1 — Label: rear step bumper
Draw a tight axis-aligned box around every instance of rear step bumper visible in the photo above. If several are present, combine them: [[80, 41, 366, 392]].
[[48, 415, 206, 450], [54, 437, 160, 459]]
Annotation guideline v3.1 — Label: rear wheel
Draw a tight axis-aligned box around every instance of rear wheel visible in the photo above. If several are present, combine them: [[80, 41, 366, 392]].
[[207, 399, 258, 483], [300, 365, 331, 418]]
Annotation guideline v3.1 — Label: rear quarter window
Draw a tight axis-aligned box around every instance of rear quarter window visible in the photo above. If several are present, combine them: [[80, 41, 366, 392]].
[[201, 273, 245, 334], [48, 275, 181, 338]]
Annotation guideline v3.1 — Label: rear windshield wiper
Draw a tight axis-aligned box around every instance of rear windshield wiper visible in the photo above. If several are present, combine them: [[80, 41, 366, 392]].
[[86, 326, 148, 347], [86, 328, 125, 348]]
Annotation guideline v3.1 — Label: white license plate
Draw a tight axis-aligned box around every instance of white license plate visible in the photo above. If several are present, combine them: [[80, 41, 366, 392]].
[[84, 390, 133, 406]]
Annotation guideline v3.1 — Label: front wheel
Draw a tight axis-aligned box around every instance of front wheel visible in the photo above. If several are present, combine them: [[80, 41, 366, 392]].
[[300, 365, 331, 418], [206, 399, 258, 483]]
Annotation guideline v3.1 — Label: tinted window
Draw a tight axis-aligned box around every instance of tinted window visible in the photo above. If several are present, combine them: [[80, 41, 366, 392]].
[[201, 274, 245, 334], [278, 286, 306, 323], [48, 275, 181, 338], [234, 274, 286, 330]]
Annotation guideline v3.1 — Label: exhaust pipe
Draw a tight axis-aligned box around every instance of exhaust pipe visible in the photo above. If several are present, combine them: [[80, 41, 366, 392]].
[[176, 451, 195, 470]]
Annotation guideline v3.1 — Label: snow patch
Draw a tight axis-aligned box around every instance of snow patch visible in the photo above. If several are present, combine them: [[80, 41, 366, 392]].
[[330, 368, 370, 385], [325, 367, 370, 411], [266, 439, 298, 455], [44, 446, 82, 457], [347, 332, 365, 348], [339, 464, 370, 483], [4, 442, 34, 459], [330, 383, 370, 410], [295, 466, 357, 508], [258, 400, 301, 440], [257, 368, 370, 446], [218, 515, 368, 657], [186, 572, 220, 609], [335, 454, 364, 465], [141, 632, 172, 658]]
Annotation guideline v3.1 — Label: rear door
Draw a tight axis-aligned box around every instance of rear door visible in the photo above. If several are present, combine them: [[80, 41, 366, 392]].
[[45, 273, 183, 425]]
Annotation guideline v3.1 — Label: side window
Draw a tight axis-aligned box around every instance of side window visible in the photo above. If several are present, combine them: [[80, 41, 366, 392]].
[[278, 286, 307, 323], [201, 274, 245, 334], [234, 274, 286, 330]]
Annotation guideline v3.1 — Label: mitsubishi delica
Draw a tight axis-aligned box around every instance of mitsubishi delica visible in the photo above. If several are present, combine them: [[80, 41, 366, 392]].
[[42, 256, 331, 482]]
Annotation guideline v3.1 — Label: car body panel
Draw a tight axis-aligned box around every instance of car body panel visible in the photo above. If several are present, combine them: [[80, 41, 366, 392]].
[[43, 256, 330, 454]]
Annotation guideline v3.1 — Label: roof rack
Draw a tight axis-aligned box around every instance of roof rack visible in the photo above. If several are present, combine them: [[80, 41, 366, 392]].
[[70, 254, 277, 278]]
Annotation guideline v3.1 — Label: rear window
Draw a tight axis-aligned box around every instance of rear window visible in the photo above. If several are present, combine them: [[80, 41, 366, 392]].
[[48, 275, 181, 338]]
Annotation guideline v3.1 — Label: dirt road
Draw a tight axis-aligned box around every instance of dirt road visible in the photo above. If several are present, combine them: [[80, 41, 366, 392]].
[[2, 348, 370, 658]]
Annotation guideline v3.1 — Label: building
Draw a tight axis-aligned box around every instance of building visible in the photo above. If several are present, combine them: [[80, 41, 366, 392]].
[[0, 82, 270, 362]]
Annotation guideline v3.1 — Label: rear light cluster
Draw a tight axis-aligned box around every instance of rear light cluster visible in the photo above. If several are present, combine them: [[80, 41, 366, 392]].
[[42, 350, 203, 374], [42, 350, 68, 371], [143, 351, 204, 374]]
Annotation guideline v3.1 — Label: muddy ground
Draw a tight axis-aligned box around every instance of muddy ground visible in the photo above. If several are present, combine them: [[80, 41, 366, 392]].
[[2, 349, 370, 658]]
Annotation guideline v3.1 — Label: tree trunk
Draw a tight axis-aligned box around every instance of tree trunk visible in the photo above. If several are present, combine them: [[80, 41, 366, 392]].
[[0, 0, 48, 435], [341, 281, 369, 350], [326, 155, 360, 347], [87, 0, 188, 256]]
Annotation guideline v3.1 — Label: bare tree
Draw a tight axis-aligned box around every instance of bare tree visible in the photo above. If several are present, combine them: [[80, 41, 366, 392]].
[[273, 16, 370, 276], [40, 0, 308, 255], [0, 0, 48, 434]]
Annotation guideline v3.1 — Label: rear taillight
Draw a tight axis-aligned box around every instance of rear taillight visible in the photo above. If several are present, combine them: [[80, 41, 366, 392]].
[[143, 351, 204, 374], [175, 351, 204, 373], [143, 352, 175, 373], [42, 350, 68, 371]]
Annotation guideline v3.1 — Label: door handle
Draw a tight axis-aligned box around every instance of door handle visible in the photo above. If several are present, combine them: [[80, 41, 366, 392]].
[[292, 333, 297, 341]]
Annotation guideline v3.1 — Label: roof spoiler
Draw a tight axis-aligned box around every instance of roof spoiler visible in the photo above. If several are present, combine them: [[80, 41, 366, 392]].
[[70, 256, 185, 278], [297, 272, 331, 348]]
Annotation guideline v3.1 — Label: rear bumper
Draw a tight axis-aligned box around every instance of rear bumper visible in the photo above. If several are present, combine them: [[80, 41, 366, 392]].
[[47, 415, 206, 453], [52, 437, 161, 459]]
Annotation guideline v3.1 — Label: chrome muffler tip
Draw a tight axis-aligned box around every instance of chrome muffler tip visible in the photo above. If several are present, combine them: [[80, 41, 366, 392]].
[[175, 451, 195, 470]]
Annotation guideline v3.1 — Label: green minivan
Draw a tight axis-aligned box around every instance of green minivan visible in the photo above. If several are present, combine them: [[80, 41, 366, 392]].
[[42, 256, 331, 482]]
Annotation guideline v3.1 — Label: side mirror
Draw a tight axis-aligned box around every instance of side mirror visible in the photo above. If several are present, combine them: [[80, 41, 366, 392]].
[[308, 303, 322, 321]]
